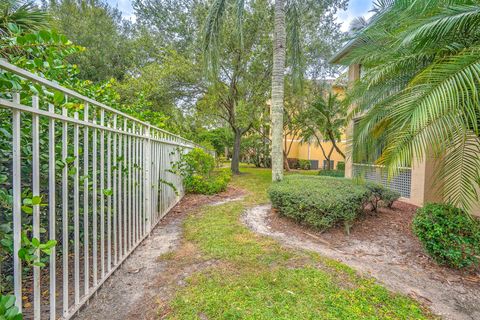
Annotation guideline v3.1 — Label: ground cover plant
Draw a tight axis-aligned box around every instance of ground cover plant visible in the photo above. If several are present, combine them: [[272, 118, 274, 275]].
[[413, 203, 480, 270], [161, 166, 432, 319]]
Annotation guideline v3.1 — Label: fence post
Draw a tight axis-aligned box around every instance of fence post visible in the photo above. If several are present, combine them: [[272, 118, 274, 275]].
[[144, 124, 152, 233], [12, 93, 22, 312]]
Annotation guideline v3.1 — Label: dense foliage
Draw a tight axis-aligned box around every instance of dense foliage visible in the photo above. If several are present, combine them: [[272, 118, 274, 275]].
[[319, 161, 345, 177], [269, 175, 368, 233], [344, 0, 480, 211], [48, 0, 135, 81], [174, 148, 231, 195], [299, 90, 346, 170], [413, 203, 480, 270], [318, 169, 344, 177], [0, 294, 21, 320], [297, 159, 311, 170], [269, 175, 401, 233], [366, 183, 400, 212]]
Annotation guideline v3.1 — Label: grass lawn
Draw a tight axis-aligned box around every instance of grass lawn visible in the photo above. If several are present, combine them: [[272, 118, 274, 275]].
[[163, 165, 433, 319]]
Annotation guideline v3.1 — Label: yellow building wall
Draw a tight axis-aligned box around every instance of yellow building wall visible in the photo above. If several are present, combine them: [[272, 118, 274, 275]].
[[284, 137, 346, 170], [284, 84, 347, 170]]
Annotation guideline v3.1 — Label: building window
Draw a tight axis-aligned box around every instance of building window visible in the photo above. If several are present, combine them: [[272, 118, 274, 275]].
[[323, 160, 334, 170]]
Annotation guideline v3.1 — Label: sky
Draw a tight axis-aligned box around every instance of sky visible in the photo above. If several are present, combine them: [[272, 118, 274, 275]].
[[105, 0, 374, 30], [336, 0, 374, 31]]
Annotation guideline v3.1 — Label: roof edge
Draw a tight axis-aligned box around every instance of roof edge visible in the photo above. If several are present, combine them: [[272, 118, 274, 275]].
[[328, 38, 358, 65]]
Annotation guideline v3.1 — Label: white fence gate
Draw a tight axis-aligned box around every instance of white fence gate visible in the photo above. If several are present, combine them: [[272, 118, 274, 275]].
[[0, 60, 201, 319]]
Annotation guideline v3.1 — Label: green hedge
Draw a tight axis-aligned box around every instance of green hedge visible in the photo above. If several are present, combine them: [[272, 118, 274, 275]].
[[318, 170, 344, 178], [268, 176, 400, 234], [413, 203, 480, 270], [268, 175, 371, 233]]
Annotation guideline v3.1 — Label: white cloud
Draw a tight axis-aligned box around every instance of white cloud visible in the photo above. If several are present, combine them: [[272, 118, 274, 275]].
[[336, 0, 374, 32]]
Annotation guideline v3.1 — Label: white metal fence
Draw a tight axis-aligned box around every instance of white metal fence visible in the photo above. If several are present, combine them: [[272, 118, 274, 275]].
[[0, 60, 201, 319], [353, 163, 412, 198]]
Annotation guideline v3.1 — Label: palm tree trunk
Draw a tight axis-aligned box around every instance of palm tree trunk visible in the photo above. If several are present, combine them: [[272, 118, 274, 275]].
[[271, 0, 286, 182]]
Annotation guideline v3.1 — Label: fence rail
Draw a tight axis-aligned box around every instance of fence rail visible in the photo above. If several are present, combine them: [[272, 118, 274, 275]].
[[352, 163, 412, 198], [0, 60, 200, 319]]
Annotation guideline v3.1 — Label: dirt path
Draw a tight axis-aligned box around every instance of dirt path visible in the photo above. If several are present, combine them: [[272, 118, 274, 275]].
[[73, 189, 244, 320], [242, 204, 480, 320]]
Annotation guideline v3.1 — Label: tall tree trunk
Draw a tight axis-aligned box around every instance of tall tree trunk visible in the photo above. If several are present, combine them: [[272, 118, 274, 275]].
[[271, 0, 286, 182], [231, 129, 242, 174]]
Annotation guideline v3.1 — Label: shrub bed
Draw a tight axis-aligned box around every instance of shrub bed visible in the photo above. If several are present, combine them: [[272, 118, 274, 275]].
[[268, 175, 371, 233], [268, 176, 401, 234], [413, 203, 480, 270]]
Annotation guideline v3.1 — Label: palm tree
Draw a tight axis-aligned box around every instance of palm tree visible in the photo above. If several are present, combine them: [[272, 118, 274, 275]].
[[0, 0, 48, 35], [271, 0, 286, 181], [343, 0, 480, 211], [299, 89, 346, 170], [203, 0, 347, 177]]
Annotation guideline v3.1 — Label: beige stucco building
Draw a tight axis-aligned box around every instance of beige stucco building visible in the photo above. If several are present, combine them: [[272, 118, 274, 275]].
[[331, 45, 480, 216], [283, 84, 346, 170]]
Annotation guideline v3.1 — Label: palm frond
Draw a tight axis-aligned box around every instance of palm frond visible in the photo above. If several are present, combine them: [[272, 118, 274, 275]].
[[346, 0, 480, 212], [402, 5, 480, 47], [286, 0, 303, 91], [203, 0, 228, 76], [0, 0, 48, 34]]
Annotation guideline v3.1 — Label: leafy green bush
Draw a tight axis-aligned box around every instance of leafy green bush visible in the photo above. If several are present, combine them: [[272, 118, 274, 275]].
[[318, 170, 344, 178], [298, 160, 311, 170], [413, 203, 480, 270], [268, 176, 371, 234], [366, 183, 400, 211], [175, 148, 230, 195], [336, 162, 345, 171], [0, 295, 22, 320], [179, 148, 215, 176], [184, 169, 231, 195]]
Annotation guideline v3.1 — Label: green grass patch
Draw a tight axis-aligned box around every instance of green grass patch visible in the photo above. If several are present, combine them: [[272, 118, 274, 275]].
[[165, 164, 433, 319], [169, 267, 429, 320]]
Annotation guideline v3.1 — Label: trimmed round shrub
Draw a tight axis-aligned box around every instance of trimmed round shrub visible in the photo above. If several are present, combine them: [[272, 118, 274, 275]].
[[413, 203, 480, 270], [268, 175, 371, 234]]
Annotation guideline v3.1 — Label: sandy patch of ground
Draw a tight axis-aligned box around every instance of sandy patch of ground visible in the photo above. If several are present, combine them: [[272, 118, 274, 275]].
[[242, 202, 480, 320], [73, 187, 245, 320]]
